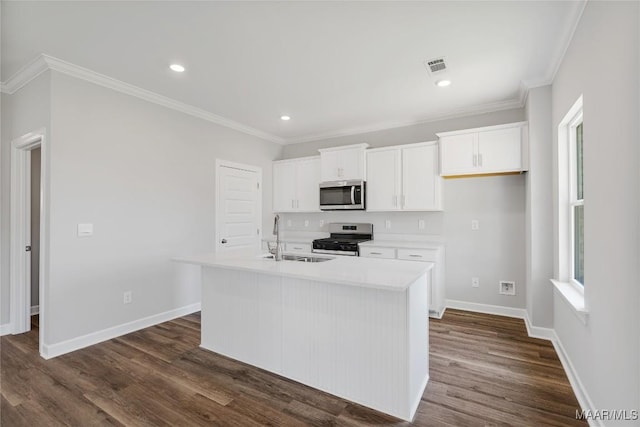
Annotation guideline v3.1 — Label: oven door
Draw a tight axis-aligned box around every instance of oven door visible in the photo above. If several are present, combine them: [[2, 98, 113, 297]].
[[319, 181, 365, 210]]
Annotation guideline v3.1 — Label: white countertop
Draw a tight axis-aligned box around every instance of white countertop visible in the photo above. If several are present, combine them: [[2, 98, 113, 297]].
[[359, 240, 444, 250], [174, 249, 432, 291]]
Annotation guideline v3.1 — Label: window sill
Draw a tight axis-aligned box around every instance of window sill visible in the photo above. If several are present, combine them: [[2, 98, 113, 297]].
[[550, 279, 588, 325]]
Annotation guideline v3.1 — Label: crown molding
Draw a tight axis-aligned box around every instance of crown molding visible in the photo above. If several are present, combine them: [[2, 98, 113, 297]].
[[1, 54, 285, 145], [283, 97, 525, 145], [0, 55, 50, 95]]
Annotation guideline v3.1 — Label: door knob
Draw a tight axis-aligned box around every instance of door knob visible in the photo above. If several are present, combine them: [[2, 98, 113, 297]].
[[221, 239, 227, 244]]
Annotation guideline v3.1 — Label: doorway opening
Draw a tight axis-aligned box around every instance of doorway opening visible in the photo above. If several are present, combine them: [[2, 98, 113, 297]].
[[10, 128, 48, 357]]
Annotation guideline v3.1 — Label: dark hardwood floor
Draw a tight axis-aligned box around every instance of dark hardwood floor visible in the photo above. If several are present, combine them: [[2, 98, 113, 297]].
[[1, 309, 586, 426]]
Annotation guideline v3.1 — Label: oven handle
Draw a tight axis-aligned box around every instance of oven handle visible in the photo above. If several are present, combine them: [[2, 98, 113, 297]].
[[351, 186, 355, 205]]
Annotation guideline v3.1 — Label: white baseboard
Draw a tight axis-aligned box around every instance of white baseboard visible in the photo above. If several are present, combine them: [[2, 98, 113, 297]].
[[41, 302, 201, 359], [445, 299, 527, 319], [0, 323, 12, 336], [446, 299, 598, 426], [551, 331, 601, 427], [31, 305, 39, 315], [523, 313, 556, 341]]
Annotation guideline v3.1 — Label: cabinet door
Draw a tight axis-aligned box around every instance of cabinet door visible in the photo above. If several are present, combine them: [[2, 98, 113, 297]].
[[366, 149, 401, 211], [477, 127, 522, 173], [295, 157, 320, 212], [272, 162, 296, 212], [439, 133, 477, 176], [320, 150, 341, 182], [402, 145, 442, 210], [338, 147, 366, 181]]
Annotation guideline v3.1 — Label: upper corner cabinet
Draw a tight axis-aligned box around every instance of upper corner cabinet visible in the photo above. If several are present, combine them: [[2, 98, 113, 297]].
[[318, 143, 369, 182], [437, 122, 528, 177]]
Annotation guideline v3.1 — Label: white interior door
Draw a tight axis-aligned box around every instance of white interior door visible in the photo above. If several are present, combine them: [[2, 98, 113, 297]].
[[217, 161, 262, 251]]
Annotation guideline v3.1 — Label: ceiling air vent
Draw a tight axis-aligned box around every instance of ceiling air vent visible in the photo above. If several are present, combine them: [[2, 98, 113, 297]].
[[424, 57, 448, 75]]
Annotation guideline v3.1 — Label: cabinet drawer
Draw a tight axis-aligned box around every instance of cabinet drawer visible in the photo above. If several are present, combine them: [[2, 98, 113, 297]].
[[285, 243, 311, 253], [397, 248, 437, 262], [359, 247, 396, 259]]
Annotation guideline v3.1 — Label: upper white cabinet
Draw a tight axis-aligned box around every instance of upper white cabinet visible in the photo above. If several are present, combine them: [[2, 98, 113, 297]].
[[366, 142, 443, 211], [437, 122, 528, 177], [273, 156, 320, 212], [318, 143, 369, 182]]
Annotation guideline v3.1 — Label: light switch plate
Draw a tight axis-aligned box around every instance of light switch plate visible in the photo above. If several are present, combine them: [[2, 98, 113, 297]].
[[471, 220, 479, 230], [304, 220, 309, 227], [77, 223, 93, 237]]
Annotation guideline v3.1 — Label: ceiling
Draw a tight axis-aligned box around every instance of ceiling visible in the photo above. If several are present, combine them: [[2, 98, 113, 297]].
[[1, 1, 585, 144]]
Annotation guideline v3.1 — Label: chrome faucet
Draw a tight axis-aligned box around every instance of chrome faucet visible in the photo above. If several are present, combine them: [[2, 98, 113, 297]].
[[272, 214, 284, 261]]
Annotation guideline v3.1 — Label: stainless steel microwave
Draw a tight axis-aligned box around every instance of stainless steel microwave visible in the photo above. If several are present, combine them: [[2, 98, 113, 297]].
[[319, 180, 365, 210]]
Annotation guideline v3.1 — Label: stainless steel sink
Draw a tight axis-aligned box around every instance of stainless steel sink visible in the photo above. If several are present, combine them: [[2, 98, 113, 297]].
[[261, 253, 334, 263], [282, 254, 334, 263]]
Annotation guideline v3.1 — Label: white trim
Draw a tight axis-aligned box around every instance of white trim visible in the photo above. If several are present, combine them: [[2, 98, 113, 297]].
[[445, 299, 527, 319], [0, 55, 50, 94], [551, 330, 602, 427], [523, 312, 556, 341], [0, 54, 285, 145], [214, 159, 263, 252], [41, 303, 201, 359], [551, 279, 588, 325], [435, 121, 528, 138], [0, 324, 12, 336]]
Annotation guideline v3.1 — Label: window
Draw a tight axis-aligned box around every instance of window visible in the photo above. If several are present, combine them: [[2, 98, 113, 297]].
[[552, 95, 587, 323], [570, 118, 584, 286]]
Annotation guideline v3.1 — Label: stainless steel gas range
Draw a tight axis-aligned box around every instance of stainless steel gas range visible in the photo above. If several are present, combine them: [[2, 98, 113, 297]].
[[311, 223, 373, 256]]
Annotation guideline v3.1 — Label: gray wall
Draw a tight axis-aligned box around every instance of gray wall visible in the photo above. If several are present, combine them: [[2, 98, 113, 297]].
[[279, 108, 527, 309], [30, 147, 41, 308], [282, 108, 526, 159], [525, 86, 554, 328], [551, 1, 639, 418], [1, 70, 282, 346], [0, 71, 52, 327]]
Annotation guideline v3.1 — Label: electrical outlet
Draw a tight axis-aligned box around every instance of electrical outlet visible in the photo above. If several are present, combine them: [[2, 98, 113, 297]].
[[418, 219, 425, 230], [499, 281, 516, 295], [385, 220, 391, 229], [304, 220, 309, 227], [471, 220, 479, 230], [123, 291, 132, 304], [471, 277, 480, 288], [287, 219, 292, 227], [319, 220, 324, 227]]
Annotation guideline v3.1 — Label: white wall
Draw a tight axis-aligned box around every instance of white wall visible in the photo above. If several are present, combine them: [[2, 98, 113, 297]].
[[525, 86, 554, 328], [1, 70, 282, 347], [279, 108, 527, 309], [0, 71, 51, 327], [551, 1, 639, 419]]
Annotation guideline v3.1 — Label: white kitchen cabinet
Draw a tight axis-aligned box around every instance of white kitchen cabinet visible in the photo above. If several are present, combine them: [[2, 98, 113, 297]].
[[438, 122, 528, 177], [360, 242, 446, 318], [366, 141, 443, 211], [273, 156, 320, 212], [318, 143, 369, 182]]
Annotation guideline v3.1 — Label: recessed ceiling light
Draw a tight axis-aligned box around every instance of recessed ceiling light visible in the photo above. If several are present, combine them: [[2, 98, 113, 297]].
[[169, 64, 185, 73], [280, 115, 291, 121], [435, 79, 451, 87]]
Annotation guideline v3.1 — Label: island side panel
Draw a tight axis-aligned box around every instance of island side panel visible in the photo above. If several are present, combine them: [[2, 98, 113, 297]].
[[201, 267, 283, 374], [281, 277, 410, 420], [407, 272, 430, 419]]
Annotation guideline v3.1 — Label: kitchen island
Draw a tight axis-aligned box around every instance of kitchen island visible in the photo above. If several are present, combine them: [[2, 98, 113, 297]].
[[175, 249, 432, 421]]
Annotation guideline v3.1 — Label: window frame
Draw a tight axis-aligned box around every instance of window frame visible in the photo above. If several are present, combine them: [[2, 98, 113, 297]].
[[568, 113, 584, 289]]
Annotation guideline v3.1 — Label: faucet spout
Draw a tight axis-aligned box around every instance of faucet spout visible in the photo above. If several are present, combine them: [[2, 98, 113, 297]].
[[272, 215, 283, 261]]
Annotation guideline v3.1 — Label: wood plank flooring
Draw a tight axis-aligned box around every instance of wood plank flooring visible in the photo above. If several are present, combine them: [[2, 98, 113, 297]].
[[1, 309, 586, 426]]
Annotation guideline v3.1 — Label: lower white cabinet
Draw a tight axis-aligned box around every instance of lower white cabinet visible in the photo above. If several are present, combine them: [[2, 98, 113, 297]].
[[360, 244, 445, 318]]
